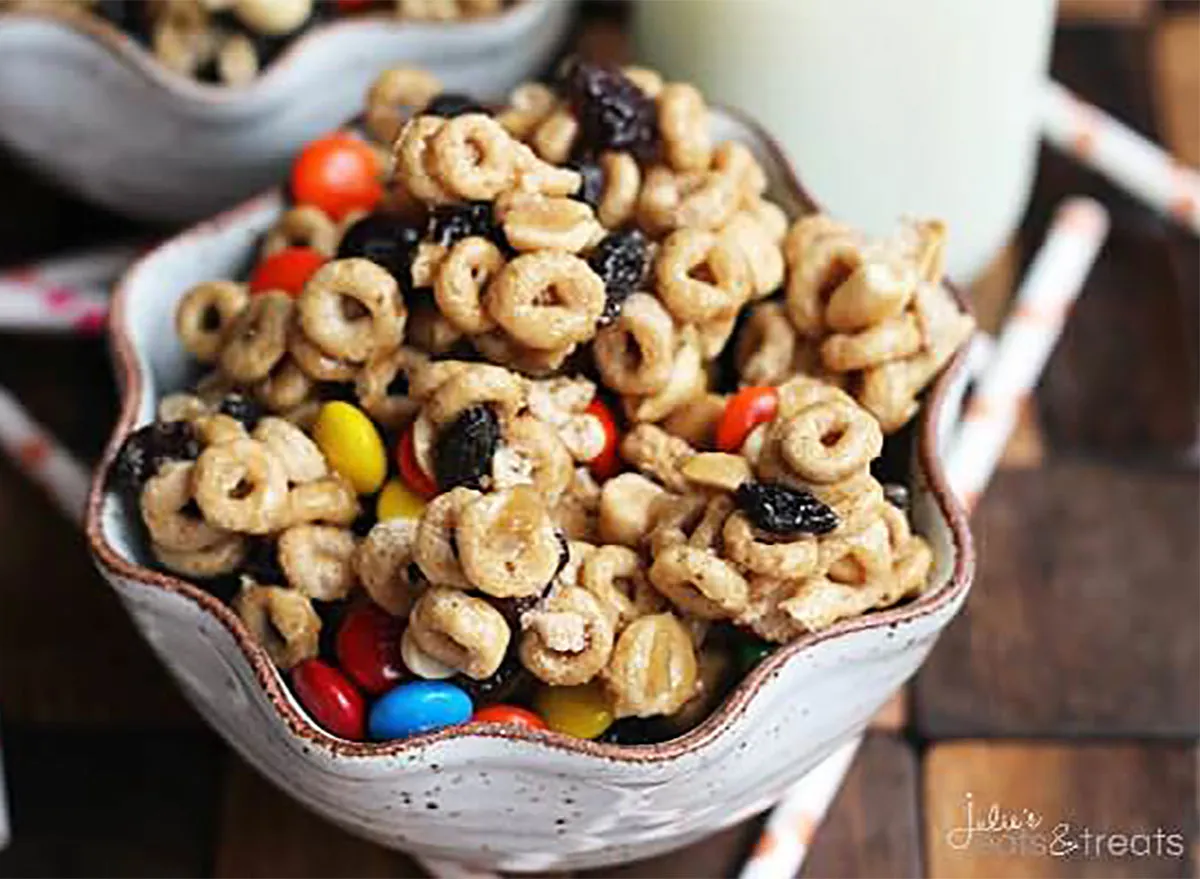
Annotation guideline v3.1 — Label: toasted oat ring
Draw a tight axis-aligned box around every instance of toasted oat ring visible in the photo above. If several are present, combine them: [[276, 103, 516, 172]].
[[531, 107, 579, 165], [593, 292, 676, 395], [405, 298, 464, 355], [355, 520, 423, 617], [151, 1, 213, 77], [219, 292, 292, 383], [624, 328, 705, 423], [409, 586, 510, 680], [647, 493, 729, 557], [194, 414, 248, 447], [406, 357, 471, 401], [158, 393, 210, 424], [780, 400, 883, 484], [497, 82, 556, 139], [366, 67, 442, 144], [356, 346, 426, 429], [262, 206, 338, 258], [808, 470, 885, 534], [393, 116, 456, 205], [658, 83, 712, 172], [431, 114, 516, 201], [510, 141, 585, 198], [283, 475, 360, 528], [152, 534, 247, 580], [820, 314, 923, 373], [647, 543, 748, 620], [278, 524, 358, 601], [486, 251, 606, 351], [140, 461, 230, 553], [890, 535, 933, 600], [433, 236, 503, 334], [288, 332, 358, 382], [254, 357, 314, 414], [471, 331, 575, 378], [425, 363, 527, 427], [721, 212, 785, 300], [298, 258, 404, 363], [413, 487, 481, 589], [519, 586, 615, 686], [604, 613, 698, 719], [696, 312, 738, 360], [581, 545, 663, 631], [783, 214, 864, 337], [499, 193, 604, 254], [176, 281, 249, 364], [193, 438, 289, 535], [491, 415, 574, 503], [723, 512, 820, 580], [233, 582, 320, 670], [777, 374, 857, 419], [597, 151, 641, 228], [456, 485, 561, 598], [745, 198, 789, 244], [825, 259, 917, 332], [655, 229, 751, 324], [818, 517, 893, 585], [735, 301, 795, 387], [253, 417, 327, 484], [637, 166, 739, 235]]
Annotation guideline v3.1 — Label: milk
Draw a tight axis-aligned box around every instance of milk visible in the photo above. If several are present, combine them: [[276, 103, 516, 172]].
[[634, 0, 1057, 282]]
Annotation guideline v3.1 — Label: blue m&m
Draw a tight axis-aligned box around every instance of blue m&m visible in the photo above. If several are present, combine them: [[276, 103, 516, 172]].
[[367, 680, 473, 741]]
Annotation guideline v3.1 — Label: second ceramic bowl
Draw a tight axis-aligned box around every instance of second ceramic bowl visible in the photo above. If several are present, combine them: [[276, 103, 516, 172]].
[[0, 1, 574, 223], [86, 108, 975, 871]]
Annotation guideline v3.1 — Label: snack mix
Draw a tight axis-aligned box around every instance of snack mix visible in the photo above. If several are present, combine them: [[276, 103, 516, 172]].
[[0, 0, 512, 85], [111, 59, 974, 745]]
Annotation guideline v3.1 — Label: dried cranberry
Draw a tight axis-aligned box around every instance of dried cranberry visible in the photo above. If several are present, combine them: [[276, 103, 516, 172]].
[[434, 405, 500, 492], [734, 482, 838, 536], [557, 59, 657, 158], [428, 201, 507, 251], [111, 421, 200, 495], [565, 158, 605, 210], [588, 229, 647, 323], [337, 212, 422, 292], [424, 92, 488, 118], [217, 393, 263, 430]]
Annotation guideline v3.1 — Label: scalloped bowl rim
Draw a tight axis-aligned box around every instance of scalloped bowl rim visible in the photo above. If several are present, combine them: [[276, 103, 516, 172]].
[[0, 2, 550, 107], [85, 107, 975, 766]]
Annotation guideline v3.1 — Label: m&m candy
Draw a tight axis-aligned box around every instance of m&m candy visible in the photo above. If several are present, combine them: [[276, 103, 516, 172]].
[[368, 680, 473, 741]]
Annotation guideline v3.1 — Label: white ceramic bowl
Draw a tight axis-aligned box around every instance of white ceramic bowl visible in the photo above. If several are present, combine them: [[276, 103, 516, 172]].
[[86, 108, 975, 872], [0, 1, 574, 223]]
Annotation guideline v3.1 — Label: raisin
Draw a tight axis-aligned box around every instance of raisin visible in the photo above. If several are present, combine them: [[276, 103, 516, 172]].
[[424, 92, 488, 118], [337, 212, 422, 292], [385, 371, 410, 398], [565, 158, 605, 210], [733, 481, 838, 536], [588, 229, 647, 324], [455, 649, 530, 703], [492, 594, 539, 629], [241, 537, 285, 586], [557, 59, 658, 158], [433, 405, 501, 492], [597, 717, 673, 746], [428, 202, 508, 251], [217, 393, 263, 430], [883, 483, 910, 512], [111, 421, 200, 495]]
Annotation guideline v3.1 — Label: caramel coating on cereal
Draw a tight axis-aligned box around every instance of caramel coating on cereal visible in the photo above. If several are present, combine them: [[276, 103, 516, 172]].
[[660, 392, 725, 449], [414, 487, 481, 589], [783, 214, 864, 337], [456, 486, 561, 598], [735, 301, 796, 387], [176, 281, 248, 364], [581, 545, 663, 631], [519, 585, 615, 686], [723, 511, 819, 580], [140, 461, 230, 553], [262, 206, 338, 258], [620, 424, 694, 493], [278, 524, 358, 601], [297, 258, 404, 364], [194, 413, 248, 447], [820, 313, 923, 372], [355, 346, 426, 429], [219, 291, 292, 383], [604, 613, 698, 718], [491, 414, 574, 503], [152, 534, 247, 580], [779, 400, 883, 484], [647, 543, 748, 620], [193, 438, 288, 535], [431, 114, 517, 201], [658, 83, 712, 173], [824, 259, 916, 333], [655, 229, 751, 325], [283, 475, 361, 528], [498, 193, 605, 254], [233, 580, 320, 670], [597, 151, 641, 229], [593, 292, 676, 396], [254, 358, 315, 414], [623, 329, 705, 423], [355, 519, 423, 617], [408, 586, 510, 680], [485, 251, 606, 351], [433, 236, 503, 335], [530, 108, 579, 165], [366, 67, 442, 145], [425, 363, 527, 428], [394, 116, 456, 205], [720, 212, 785, 300], [253, 417, 327, 484]]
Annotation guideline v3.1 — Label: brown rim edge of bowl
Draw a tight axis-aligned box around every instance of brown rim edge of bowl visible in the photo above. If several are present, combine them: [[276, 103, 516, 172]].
[[0, 1, 542, 107], [84, 108, 976, 765]]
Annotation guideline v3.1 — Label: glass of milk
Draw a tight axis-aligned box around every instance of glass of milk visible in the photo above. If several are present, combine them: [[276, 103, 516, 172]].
[[634, 0, 1057, 283]]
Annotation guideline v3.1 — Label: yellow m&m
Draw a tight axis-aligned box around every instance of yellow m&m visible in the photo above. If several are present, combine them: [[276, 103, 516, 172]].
[[376, 478, 427, 522], [312, 401, 387, 494], [534, 682, 614, 740]]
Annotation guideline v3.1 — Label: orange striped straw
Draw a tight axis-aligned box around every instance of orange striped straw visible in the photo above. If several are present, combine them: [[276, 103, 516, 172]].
[[0, 385, 92, 523], [946, 197, 1109, 513], [0, 243, 143, 334], [1042, 80, 1200, 236]]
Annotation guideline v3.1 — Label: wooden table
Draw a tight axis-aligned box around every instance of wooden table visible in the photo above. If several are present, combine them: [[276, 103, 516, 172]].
[[0, 5, 1196, 877]]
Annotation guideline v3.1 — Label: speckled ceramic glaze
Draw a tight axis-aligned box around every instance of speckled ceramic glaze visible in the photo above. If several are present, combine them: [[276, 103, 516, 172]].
[[0, 1, 573, 223], [86, 109, 975, 873]]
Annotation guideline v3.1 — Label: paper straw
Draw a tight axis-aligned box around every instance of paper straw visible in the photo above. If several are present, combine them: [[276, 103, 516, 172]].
[[946, 197, 1109, 513], [0, 385, 92, 523], [1042, 80, 1200, 236], [737, 739, 861, 879], [0, 242, 143, 334], [0, 242, 142, 291]]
